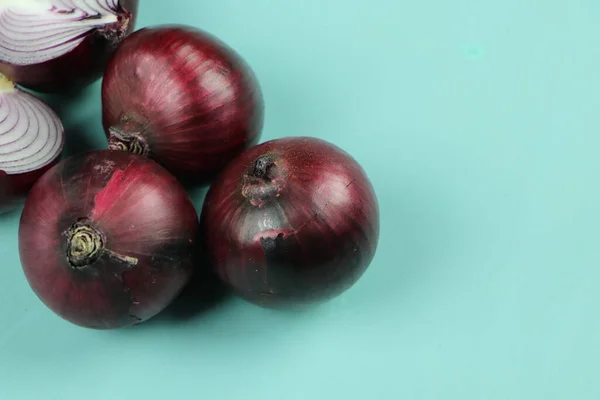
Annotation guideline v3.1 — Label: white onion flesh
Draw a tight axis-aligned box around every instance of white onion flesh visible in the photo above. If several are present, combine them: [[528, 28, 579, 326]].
[[0, 0, 122, 65], [0, 75, 64, 174]]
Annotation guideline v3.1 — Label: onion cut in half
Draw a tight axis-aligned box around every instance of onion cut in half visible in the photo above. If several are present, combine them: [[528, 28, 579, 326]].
[[0, 0, 138, 92], [0, 73, 65, 213]]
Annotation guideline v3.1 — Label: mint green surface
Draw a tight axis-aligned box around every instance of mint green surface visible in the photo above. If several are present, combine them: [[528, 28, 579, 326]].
[[1, 1, 599, 398]]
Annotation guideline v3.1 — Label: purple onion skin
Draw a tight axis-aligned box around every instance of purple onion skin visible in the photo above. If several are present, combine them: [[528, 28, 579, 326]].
[[101, 25, 264, 184], [200, 137, 380, 308], [0, 1, 139, 93], [0, 160, 60, 214], [18, 150, 199, 329]]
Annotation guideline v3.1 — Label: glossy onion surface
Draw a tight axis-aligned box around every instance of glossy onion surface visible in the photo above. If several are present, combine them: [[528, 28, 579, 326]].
[[0, 0, 139, 92], [200, 137, 380, 307], [102, 25, 264, 183], [18, 150, 199, 329], [0, 74, 65, 213]]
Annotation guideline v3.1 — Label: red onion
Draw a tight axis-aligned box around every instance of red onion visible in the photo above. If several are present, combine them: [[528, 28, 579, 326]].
[[200, 137, 380, 308], [18, 150, 199, 329], [0, 74, 64, 213], [0, 0, 138, 92], [101, 25, 264, 184]]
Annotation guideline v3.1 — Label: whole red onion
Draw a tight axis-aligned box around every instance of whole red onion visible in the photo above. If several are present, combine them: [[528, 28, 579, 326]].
[[0, 74, 65, 213], [18, 150, 199, 329], [0, 0, 138, 93], [101, 25, 264, 184], [200, 137, 380, 308]]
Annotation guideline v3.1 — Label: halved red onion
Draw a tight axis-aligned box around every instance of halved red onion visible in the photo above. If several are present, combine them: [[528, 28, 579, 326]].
[[0, 73, 64, 213], [0, 0, 138, 92]]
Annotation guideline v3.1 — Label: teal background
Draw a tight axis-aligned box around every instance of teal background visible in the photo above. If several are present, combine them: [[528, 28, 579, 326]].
[[1, 0, 599, 398]]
